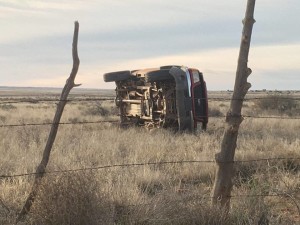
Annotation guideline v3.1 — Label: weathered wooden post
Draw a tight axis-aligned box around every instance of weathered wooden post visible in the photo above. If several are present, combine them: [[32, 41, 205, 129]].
[[16, 21, 81, 223], [211, 0, 256, 210]]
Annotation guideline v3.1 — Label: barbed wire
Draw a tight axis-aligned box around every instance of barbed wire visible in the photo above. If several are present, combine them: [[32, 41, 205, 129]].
[[1, 157, 299, 179], [1, 114, 300, 128], [0, 160, 215, 178], [0, 120, 119, 128], [1, 157, 298, 217], [242, 115, 300, 119], [1, 96, 300, 105]]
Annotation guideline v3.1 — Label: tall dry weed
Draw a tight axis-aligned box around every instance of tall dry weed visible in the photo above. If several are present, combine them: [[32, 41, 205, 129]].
[[30, 172, 113, 225]]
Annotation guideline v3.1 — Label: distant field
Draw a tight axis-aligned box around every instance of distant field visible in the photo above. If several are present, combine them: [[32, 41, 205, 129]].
[[1, 86, 300, 98], [0, 87, 299, 225], [0, 86, 115, 97]]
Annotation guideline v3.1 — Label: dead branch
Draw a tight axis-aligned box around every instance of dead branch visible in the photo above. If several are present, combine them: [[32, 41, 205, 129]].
[[16, 21, 81, 223]]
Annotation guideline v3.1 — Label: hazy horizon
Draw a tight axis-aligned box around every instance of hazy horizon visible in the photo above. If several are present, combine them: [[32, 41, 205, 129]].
[[1, 85, 299, 92]]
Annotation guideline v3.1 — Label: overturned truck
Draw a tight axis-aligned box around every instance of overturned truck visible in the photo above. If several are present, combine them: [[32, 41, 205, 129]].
[[103, 65, 208, 131]]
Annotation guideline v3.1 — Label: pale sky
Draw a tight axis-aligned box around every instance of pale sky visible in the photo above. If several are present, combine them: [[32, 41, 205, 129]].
[[0, 0, 299, 90]]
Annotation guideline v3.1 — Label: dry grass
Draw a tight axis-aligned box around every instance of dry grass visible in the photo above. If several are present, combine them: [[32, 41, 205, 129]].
[[0, 90, 299, 224]]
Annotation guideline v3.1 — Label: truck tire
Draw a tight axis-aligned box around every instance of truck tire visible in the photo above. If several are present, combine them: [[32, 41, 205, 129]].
[[103, 70, 132, 82], [160, 65, 180, 70], [145, 70, 173, 82]]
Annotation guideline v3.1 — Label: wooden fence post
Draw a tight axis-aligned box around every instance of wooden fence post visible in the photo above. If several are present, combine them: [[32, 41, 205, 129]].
[[211, 0, 256, 210], [16, 21, 81, 223]]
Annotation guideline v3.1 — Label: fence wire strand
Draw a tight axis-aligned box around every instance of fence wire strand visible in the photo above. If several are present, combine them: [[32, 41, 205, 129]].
[[1, 157, 299, 179], [1, 96, 300, 105], [1, 114, 300, 128], [0, 120, 119, 128]]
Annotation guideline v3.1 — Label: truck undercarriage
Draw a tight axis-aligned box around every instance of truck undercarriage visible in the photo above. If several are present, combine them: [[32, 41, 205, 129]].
[[104, 66, 208, 131]]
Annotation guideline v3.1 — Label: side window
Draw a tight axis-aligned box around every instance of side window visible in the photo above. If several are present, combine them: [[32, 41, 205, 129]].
[[192, 70, 200, 83], [198, 72, 204, 83]]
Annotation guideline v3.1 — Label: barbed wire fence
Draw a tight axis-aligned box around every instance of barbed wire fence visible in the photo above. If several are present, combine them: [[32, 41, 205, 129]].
[[0, 96, 299, 220], [1, 96, 300, 127], [1, 95, 300, 104], [1, 158, 300, 179]]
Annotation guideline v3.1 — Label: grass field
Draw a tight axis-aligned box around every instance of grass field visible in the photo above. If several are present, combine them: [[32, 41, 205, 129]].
[[0, 88, 299, 224]]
